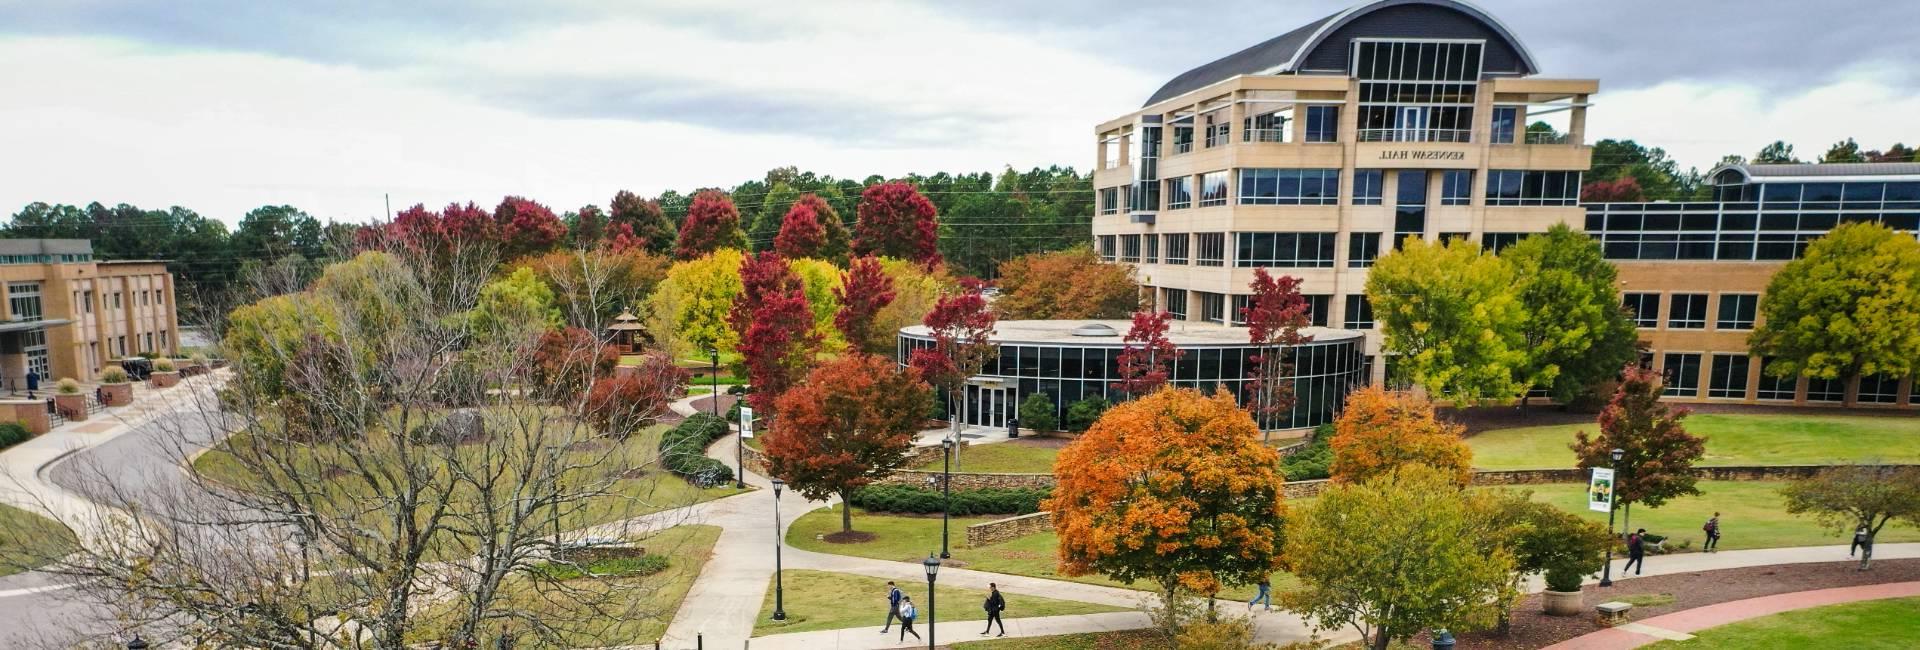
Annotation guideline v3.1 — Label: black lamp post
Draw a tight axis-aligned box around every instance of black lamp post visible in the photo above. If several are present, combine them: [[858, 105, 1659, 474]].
[[771, 478, 787, 621], [1600, 447, 1624, 587], [923, 554, 940, 650], [707, 348, 720, 417], [940, 438, 954, 559]]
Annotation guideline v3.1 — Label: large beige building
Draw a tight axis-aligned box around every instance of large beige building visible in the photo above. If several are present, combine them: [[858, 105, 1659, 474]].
[[1091, 0, 1592, 386], [0, 239, 179, 390]]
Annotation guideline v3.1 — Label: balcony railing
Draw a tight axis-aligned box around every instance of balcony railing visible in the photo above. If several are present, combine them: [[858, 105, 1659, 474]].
[[1172, 141, 1193, 155], [1242, 129, 1288, 143], [1524, 131, 1575, 145], [1357, 128, 1472, 143]]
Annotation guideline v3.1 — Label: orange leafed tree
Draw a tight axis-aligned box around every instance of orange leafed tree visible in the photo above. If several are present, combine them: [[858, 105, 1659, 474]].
[[994, 246, 1140, 320], [763, 354, 934, 533], [1329, 386, 1475, 486], [1047, 387, 1286, 628]]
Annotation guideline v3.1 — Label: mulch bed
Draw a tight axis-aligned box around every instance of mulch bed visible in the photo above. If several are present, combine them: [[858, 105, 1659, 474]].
[[1410, 558, 1920, 649], [822, 530, 878, 544]]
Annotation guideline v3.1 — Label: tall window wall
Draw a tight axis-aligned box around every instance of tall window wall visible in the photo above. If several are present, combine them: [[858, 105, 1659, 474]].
[[1350, 39, 1483, 143], [1587, 184, 1920, 261]]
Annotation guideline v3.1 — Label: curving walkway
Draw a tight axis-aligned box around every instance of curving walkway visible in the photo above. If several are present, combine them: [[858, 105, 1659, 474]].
[[1544, 581, 1920, 649]]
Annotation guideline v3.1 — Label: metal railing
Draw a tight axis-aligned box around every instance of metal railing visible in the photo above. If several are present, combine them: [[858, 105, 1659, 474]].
[[1171, 141, 1193, 155], [1525, 131, 1576, 145], [1243, 128, 1289, 143], [1356, 128, 1473, 143]]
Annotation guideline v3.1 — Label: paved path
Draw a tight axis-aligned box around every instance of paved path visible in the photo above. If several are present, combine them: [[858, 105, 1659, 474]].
[[1579, 543, 1920, 589], [1544, 580, 1920, 649]]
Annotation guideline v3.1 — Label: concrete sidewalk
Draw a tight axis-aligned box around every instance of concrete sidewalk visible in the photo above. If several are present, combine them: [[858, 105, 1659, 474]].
[[1584, 543, 1920, 588], [1544, 580, 1920, 649]]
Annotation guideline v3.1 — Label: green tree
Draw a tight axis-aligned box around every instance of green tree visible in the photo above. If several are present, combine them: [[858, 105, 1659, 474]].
[[1499, 224, 1639, 406], [1367, 237, 1527, 403], [749, 182, 801, 252], [222, 292, 337, 400], [1282, 465, 1514, 650], [470, 266, 562, 344], [1587, 139, 1700, 200], [1017, 391, 1058, 433], [643, 248, 746, 359], [1750, 222, 1920, 404], [232, 204, 327, 261], [1821, 137, 1866, 163], [1781, 464, 1920, 570], [1755, 140, 1801, 164]]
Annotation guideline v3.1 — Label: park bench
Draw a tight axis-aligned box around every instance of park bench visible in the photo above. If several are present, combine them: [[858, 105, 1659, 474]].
[[1596, 601, 1633, 624]]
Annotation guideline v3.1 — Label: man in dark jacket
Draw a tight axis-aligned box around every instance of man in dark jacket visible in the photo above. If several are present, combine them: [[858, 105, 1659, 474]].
[[1623, 528, 1647, 575], [981, 583, 1007, 637], [881, 581, 904, 633]]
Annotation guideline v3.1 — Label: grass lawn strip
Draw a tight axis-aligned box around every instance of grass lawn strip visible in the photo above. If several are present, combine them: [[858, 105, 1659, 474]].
[[1645, 595, 1920, 649], [953, 629, 1164, 648], [750, 569, 1125, 636], [408, 524, 722, 646], [0, 503, 78, 577], [914, 442, 1060, 474], [1515, 480, 1920, 551], [1468, 412, 1920, 469]]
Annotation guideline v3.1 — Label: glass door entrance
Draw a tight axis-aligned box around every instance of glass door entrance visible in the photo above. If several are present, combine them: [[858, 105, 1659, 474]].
[[963, 385, 1009, 429]]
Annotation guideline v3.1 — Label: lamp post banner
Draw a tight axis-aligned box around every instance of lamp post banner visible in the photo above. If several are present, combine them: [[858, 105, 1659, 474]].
[[1588, 467, 1615, 513], [740, 406, 755, 439]]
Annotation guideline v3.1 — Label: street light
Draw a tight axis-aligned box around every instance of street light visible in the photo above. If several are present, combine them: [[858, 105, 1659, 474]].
[[1600, 447, 1624, 587], [771, 478, 787, 621], [923, 554, 941, 650], [940, 438, 954, 559]]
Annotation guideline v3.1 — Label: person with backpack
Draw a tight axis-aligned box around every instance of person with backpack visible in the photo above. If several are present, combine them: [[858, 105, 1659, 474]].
[[897, 595, 920, 642], [1703, 512, 1722, 552], [881, 581, 904, 633], [1623, 528, 1647, 575], [1247, 578, 1272, 612], [981, 583, 1007, 636], [1852, 524, 1871, 558]]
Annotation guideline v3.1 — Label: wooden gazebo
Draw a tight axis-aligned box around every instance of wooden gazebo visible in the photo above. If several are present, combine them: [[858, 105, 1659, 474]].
[[606, 310, 646, 353]]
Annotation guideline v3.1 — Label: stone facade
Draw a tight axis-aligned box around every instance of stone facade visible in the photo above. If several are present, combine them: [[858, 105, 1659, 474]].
[[966, 511, 1054, 548], [874, 469, 1057, 491]]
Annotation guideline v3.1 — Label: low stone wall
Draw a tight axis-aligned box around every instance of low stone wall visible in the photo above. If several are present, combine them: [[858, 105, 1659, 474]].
[[966, 511, 1053, 548], [1283, 479, 1330, 499], [1467, 464, 1915, 487], [875, 469, 1057, 491]]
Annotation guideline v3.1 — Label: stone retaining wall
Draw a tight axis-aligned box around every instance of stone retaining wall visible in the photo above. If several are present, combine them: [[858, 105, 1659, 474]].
[[874, 469, 1056, 490], [966, 511, 1053, 548]]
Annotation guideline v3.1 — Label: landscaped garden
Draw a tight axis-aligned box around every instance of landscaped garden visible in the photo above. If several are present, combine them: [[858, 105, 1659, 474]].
[[913, 439, 1062, 474], [0, 503, 78, 577], [1469, 412, 1920, 469], [1645, 595, 1920, 649], [749, 569, 1124, 636]]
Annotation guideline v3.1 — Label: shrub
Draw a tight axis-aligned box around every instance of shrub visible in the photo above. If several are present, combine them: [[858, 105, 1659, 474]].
[[100, 367, 129, 383], [1017, 392, 1058, 433], [0, 422, 30, 450], [56, 378, 81, 395], [1543, 566, 1584, 592], [189, 353, 208, 365], [1278, 424, 1334, 481], [1064, 396, 1109, 432], [529, 553, 670, 581], [154, 358, 176, 372], [658, 414, 734, 486], [848, 484, 1051, 516]]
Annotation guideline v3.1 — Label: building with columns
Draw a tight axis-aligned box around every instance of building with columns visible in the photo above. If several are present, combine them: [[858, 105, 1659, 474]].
[[1091, 0, 1593, 387], [0, 239, 179, 391]]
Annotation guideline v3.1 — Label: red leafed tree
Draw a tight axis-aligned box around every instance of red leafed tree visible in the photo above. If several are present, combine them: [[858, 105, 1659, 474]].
[[763, 354, 934, 533], [774, 201, 828, 259], [674, 190, 748, 260], [1243, 268, 1312, 433], [833, 255, 896, 354], [1571, 363, 1707, 533], [388, 203, 446, 249], [610, 190, 676, 255], [382, 202, 497, 255], [1581, 176, 1646, 202], [441, 201, 496, 243], [571, 204, 606, 247], [1112, 310, 1182, 396], [530, 327, 620, 401], [853, 181, 941, 268], [602, 222, 645, 254], [495, 196, 567, 259], [729, 252, 821, 414], [792, 193, 850, 261], [908, 285, 996, 443], [584, 352, 689, 433]]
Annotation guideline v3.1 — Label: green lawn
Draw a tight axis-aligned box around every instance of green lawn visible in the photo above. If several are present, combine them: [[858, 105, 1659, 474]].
[[916, 443, 1060, 474], [1647, 596, 1920, 649], [1514, 480, 1920, 551], [409, 524, 722, 646], [750, 569, 1124, 636], [1468, 413, 1920, 469], [785, 506, 1282, 600], [0, 504, 78, 577], [195, 419, 745, 560], [956, 630, 1164, 648]]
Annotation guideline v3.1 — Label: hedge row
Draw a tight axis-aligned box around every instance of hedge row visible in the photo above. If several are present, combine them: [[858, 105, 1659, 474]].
[[849, 484, 1051, 517], [658, 414, 733, 487], [0, 422, 29, 452], [1277, 424, 1334, 482]]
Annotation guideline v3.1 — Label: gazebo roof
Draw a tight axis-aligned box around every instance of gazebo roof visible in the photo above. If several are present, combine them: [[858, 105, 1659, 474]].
[[607, 310, 645, 331]]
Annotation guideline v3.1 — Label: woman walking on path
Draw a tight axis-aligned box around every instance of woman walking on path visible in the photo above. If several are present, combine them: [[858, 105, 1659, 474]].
[[1703, 512, 1722, 552], [1247, 579, 1272, 611], [981, 583, 1007, 637], [1623, 529, 1647, 575], [897, 596, 920, 642]]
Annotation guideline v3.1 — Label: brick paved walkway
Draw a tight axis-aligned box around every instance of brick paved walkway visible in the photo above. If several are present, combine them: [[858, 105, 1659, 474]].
[[1544, 580, 1920, 649]]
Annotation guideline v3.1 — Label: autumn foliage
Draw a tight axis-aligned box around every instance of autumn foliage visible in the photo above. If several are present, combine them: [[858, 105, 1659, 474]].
[[1048, 387, 1286, 608], [1328, 386, 1475, 486], [764, 354, 934, 533], [728, 252, 820, 414], [908, 285, 996, 398], [675, 190, 748, 260], [833, 255, 896, 351], [773, 200, 829, 259], [852, 181, 941, 267], [584, 353, 689, 433], [609, 189, 676, 255], [1572, 364, 1707, 513], [1112, 310, 1181, 396], [530, 327, 621, 401], [494, 196, 568, 259], [994, 246, 1140, 319], [1243, 269, 1312, 425]]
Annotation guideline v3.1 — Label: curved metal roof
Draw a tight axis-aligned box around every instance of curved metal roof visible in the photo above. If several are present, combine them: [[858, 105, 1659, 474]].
[[1142, 0, 1540, 107], [1707, 162, 1920, 184]]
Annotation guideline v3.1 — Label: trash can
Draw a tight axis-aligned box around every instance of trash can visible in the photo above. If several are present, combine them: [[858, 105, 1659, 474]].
[[1008, 417, 1020, 438], [1431, 629, 1455, 650]]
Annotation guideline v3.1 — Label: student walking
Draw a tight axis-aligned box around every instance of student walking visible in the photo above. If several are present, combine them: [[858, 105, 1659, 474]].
[[1247, 579, 1272, 612], [1703, 512, 1722, 552], [897, 596, 921, 642], [1851, 524, 1871, 558], [881, 581, 904, 633], [24, 370, 38, 398], [1622, 529, 1647, 575], [981, 583, 1007, 636]]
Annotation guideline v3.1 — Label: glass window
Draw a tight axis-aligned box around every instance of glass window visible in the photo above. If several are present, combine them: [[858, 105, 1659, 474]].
[[1305, 106, 1339, 143], [1482, 232, 1525, 254], [1198, 292, 1227, 324], [1195, 233, 1226, 267], [1708, 355, 1749, 399], [1166, 176, 1193, 210], [1163, 234, 1189, 265], [1806, 376, 1843, 402], [1120, 235, 1141, 263], [1668, 294, 1708, 329], [1238, 169, 1340, 205], [1187, 171, 1225, 208], [1162, 289, 1187, 319], [1352, 170, 1384, 205], [1397, 171, 1428, 206], [1233, 232, 1338, 268], [1393, 211, 1425, 251], [1099, 187, 1120, 215], [1344, 294, 1374, 329], [1756, 357, 1797, 400], [1858, 374, 1900, 404], [1306, 295, 1330, 327], [1348, 232, 1382, 268], [1440, 170, 1473, 206], [1097, 235, 1116, 262], [1486, 170, 1581, 206], [1662, 353, 1701, 397], [1624, 293, 1660, 328], [1716, 294, 1757, 330], [1490, 106, 1517, 144], [1144, 234, 1159, 264]]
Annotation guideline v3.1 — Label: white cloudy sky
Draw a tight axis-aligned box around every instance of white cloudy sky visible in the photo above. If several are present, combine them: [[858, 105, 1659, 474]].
[[1, 0, 1915, 226]]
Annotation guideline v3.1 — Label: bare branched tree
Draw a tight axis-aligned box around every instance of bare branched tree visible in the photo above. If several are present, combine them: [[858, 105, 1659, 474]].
[[3, 239, 706, 649]]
